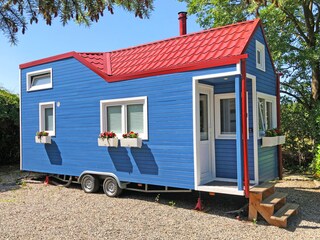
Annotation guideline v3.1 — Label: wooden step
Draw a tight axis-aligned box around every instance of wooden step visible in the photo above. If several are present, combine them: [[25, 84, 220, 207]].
[[260, 192, 287, 208], [270, 203, 299, 222], [250, 182, 275, 194]]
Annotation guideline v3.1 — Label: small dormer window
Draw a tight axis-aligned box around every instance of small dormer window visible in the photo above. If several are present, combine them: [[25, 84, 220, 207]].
[[27, 68, 52, 91], [256, 41, 265, 71]]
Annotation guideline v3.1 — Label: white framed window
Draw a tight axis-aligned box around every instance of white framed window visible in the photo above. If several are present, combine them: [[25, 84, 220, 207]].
[[257, 92, 277, 137], [27, 68, 52, 92], [39, 102, 55, 136], [215, 93, 248, 139], [256, 40, 265, 71], [100, 96, 148, 140]]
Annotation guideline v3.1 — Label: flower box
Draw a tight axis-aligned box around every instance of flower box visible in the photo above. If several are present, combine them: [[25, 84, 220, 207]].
[[120, 138, 142, 148], [262, 136, 286, 147], [35, 136, 51, 144], [98, 137, 118, 147]]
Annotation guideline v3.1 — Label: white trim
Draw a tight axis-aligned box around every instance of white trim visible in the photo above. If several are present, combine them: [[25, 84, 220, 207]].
[[39, 101, 56, 136], [247, 73, 259, 184], [198, 83, 215, 183], [100, 96, 148, 140], [26, 68, 52, 92], [192, 68, 241, 190], [256, 40, 266, 72], [19, 69, 22, 170]]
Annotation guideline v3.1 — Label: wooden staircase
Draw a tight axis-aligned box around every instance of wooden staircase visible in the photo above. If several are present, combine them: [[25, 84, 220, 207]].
[[248, 182, 299, 228]]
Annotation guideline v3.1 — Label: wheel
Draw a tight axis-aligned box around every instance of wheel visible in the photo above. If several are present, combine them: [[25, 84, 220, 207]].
[[103, 177, 122, 197], [81, 174, 100, 193]]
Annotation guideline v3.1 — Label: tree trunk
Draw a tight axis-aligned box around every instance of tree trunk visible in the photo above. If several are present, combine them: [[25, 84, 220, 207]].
[[312, 63, 320, 101]]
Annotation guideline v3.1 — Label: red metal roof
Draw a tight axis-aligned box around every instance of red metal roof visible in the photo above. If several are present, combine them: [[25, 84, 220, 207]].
[[20, 19, 261, 82]]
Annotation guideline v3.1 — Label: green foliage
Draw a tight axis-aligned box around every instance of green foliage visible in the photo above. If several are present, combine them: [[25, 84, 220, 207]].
[[0, 0, 154, 44], [0, 88, 19, 166], [281, 100, 320, 171], [312, 145, 320, 178]]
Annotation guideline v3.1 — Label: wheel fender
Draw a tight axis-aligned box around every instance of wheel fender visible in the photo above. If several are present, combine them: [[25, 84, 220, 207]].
[[79, 171, 126, 189]]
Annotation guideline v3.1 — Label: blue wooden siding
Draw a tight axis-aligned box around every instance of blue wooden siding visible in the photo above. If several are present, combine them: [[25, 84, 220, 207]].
[[246, 26, 278, 182], [21, 58, 237, 190]]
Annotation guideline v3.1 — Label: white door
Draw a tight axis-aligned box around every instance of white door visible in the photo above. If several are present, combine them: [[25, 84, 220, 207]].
[[198, 85, 214, 184]]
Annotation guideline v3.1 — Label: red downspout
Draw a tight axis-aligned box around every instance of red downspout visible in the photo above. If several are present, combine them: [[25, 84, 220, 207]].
[[276, 73, 283, 180], [241, 59, 249, 198]]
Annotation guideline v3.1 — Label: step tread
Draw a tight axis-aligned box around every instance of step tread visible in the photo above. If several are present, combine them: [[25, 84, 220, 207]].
[[270, 203, 299, 221], [261, 192, 287, 207], [250, 182, 275, 193]]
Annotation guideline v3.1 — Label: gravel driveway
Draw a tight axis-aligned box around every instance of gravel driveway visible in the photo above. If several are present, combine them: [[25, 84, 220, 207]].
[[0, 165, 319, 239]]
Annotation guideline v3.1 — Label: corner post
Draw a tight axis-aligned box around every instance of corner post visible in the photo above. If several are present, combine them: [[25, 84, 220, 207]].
[[241, 59, 249, 198], [235, 76, 243, 191]]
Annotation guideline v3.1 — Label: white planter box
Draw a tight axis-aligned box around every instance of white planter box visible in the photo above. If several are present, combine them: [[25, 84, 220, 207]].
[[35, 136, 51, 144], [278, 135, 286, 145], [262, 136, 286, 147], [98, 137, 118, 147], [120, 138, 142, 148]]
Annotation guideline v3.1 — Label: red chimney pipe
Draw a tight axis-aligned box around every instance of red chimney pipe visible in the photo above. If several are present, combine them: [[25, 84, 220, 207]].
[[178, 12, 187, 36]]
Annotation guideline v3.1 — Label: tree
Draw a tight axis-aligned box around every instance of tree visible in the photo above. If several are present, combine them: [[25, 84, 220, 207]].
[[0, 88, 19, 165], [180, 0, 320, 106], [0, 0, 154, 44]]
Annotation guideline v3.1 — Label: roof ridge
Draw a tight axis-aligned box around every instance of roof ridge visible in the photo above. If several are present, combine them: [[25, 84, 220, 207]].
[[109, 19, 259, 54]]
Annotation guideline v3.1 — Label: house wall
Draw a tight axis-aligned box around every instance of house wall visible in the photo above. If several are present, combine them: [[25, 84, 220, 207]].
[[21, 58, 236, 189], [246, 26, 278, 183]]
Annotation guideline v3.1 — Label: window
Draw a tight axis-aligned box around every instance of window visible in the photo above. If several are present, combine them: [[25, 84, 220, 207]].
[[257, 93, 276, 137], [256, 40, 265, 71], [215, 93, 248, 139], [27, 68, 52, 91], [100, 97, 148, 139], [215, 93, 237, 139], [39, 102, 55, 136]]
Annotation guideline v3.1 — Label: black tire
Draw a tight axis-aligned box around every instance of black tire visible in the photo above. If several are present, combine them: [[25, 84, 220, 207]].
[[103, 177, 122, 197], [81, 174, 100, 193]]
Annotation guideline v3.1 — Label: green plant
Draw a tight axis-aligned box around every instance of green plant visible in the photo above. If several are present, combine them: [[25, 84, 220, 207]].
[[312, 145, 320, 178], [168, 201, 176, 207], [36, 131, 49, 137], [122, 131, 139, 138], [99, 131, 116, 139], [252, 218, 257, 225], [264, 128, 282, 137]]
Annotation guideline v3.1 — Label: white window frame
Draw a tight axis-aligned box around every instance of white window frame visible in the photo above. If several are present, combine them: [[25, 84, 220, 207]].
[[27, 68, 52, 92], [257, 92, 277, 138], [39, 101, 55, 136], [256, 40, 265, 72], [100, 96, 148, 140], [215, 92, 249, 139]]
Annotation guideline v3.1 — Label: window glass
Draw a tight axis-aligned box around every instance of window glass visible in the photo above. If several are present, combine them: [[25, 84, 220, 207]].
[[257, 50, 261, 65], [258, 98, 265, 132], [44, 107, 53, 131], [127, 104, 144, 134], [199, 94, 208, 141], [220, 98, 236, 134], [266, 101, 273, 130], [31, 74, 51, 87], [107, 106, 122, 134]]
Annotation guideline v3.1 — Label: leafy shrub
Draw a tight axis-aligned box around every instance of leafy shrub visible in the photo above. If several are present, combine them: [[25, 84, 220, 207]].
[[0, 88, 19, 165]]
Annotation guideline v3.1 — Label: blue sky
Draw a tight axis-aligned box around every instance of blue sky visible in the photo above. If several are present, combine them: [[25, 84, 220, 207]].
[[0, 2, 202, 94]]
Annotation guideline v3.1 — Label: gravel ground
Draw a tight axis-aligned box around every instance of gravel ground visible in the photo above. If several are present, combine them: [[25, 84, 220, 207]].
[[0, 165, 319, 240]]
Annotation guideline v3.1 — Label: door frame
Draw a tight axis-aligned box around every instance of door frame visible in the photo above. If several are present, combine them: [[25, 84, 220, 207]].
[[194, 83, 215, 186]]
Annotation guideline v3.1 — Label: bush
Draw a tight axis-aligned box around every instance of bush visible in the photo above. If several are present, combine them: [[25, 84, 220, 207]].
[[0, 88, 19, 165], [312, 145, 320, 178]]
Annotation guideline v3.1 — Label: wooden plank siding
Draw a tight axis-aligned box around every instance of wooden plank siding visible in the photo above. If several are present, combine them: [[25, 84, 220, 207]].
[[245, 26, 278, 183], [21, 57, 237, 190]]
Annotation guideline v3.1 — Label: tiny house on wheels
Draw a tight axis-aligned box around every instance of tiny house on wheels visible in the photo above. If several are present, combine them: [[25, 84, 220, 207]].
[[20, 14, 298, 226]]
